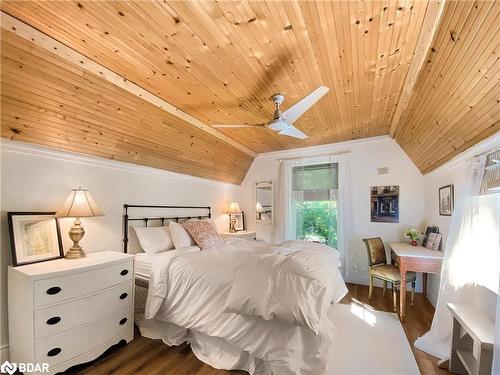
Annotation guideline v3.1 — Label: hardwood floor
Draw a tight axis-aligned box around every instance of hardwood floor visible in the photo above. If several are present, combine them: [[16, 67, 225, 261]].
[[65, 283, 450, 375]]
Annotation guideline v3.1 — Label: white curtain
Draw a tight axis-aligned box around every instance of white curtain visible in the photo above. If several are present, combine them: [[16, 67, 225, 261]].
[[272, 160, 292, 243], [415, 155, 500, 359], [338, 158, 352, 277]]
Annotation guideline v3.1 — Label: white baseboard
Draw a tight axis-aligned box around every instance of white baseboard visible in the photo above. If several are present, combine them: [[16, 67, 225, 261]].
[[0, 344, 10, 362]]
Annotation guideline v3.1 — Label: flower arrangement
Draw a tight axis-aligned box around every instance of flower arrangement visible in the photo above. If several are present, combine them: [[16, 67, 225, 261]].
[[404, 228, 421, 246]]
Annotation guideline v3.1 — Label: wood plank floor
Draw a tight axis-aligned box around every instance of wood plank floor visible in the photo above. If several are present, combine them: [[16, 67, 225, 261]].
[[65, 283, 450, 375]]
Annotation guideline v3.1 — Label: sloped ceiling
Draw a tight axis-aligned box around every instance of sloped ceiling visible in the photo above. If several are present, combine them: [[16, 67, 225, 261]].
[[1, 0, 499, 184]]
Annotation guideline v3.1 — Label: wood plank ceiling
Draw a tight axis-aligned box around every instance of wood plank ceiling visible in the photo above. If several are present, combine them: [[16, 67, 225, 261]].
[[1, 0, 499, 182]]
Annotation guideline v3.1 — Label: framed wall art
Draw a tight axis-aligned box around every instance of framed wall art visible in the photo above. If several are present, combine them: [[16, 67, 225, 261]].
[[370, 185, 399, 223], [439, 185, 454, 216]]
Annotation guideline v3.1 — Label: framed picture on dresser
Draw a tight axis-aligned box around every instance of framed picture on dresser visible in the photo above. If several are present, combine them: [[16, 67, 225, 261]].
[[233, 212, 245, 231], [7, 212, 63, 266]]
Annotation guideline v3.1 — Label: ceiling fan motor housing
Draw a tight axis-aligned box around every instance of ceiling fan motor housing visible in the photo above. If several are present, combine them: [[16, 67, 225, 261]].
[[271, 93, 285, 119], [268, 118, 289, 132]]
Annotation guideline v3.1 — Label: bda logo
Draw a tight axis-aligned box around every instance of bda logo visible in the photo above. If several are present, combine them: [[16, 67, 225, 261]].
[[0, 361, 17, 375]]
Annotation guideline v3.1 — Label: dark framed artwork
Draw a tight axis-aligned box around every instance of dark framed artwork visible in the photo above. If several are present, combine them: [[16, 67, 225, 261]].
[[370, 186, 399, 223], [439, 185, 454, 216], [8, 212, 64, 266]]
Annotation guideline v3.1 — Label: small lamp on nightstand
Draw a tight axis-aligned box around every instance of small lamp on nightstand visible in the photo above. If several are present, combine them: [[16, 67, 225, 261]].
[[55, 187, 104, 259], [256, 202, 264, 220], [227, 201, 241, 233]]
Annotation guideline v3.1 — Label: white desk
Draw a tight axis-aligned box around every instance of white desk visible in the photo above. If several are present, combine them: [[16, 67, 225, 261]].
[[390, 243, 444, 322]]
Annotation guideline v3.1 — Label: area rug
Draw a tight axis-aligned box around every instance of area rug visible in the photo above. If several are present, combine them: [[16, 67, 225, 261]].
[[329, 301, 420, 375]]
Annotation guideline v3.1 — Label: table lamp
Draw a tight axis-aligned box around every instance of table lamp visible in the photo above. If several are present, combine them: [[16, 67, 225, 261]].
[[256, 202, 264, 220], [55, 188, 104, 259], [227, 201, 241, 233]]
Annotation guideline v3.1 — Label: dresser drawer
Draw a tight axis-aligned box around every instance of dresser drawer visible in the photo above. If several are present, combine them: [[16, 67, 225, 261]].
[[34, 281, 133, 339], [34, 260, 132, 307], [35, 305, 133, 368]]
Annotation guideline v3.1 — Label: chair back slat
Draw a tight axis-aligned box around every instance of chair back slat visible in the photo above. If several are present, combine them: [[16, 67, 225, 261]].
[[363, 237, 387, 266]]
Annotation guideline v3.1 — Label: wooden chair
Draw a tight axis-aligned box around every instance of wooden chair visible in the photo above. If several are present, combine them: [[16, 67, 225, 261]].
[[363, 237, 416, 312]]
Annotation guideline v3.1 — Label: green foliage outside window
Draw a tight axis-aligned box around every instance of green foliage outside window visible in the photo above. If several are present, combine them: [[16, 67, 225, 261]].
[[296, 201, 338, 249]]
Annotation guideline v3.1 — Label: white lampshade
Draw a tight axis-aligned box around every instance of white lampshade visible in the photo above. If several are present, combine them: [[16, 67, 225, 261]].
[[256, 202, 265, 213], [55, 188, 104, 218], [227, 201, 241, 214]]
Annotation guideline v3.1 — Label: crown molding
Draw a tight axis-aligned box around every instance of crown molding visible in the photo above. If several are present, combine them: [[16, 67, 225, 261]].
[[1, 139, 240, 189]]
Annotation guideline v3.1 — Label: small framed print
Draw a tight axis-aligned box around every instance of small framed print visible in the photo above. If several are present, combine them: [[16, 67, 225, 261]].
[[8, 212, 63, 267], [425, 232, 442, 251], [439, 185, 454, 216], [232, 212, 245, 231]]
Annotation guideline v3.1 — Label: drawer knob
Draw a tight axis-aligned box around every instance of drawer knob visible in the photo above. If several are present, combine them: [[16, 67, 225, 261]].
[[119, 292, 128, 300], [46, 287, 61, 295], [46, 316, 61, 325], [119, 317, 128, 325], [120, 269, 129, 276], [47, 347, 61, 357]]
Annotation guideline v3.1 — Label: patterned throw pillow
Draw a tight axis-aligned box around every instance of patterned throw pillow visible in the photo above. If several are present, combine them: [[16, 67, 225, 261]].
[[182, 221, 224, 250]]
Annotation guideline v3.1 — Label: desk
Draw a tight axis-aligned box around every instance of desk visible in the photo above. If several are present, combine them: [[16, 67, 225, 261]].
[[390, 243, 444, 322]]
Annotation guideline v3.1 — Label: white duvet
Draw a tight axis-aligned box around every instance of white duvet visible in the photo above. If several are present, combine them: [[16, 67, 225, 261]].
[[144, 239, 347, 374]]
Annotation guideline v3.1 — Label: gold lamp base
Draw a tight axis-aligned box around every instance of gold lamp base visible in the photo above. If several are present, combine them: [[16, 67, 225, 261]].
[[65, 217, 86, 259]]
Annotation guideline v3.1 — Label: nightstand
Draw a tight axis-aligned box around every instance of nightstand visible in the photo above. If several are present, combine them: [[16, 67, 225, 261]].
[[8, 251, 134, 374], [221, 231, 257, 241]]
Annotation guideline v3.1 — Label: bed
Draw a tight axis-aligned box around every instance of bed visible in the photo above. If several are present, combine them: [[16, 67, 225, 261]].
[[124, 204, 348, 375]]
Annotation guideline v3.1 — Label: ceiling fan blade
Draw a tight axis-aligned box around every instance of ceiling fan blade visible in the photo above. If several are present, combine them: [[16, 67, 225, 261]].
[[281, 86, 330, 124], [212, 124, 266, 128], [278, 125, 308, 139]]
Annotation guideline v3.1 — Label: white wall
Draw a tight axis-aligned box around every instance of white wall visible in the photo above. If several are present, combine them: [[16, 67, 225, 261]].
[[0, 140, 240, 360], [240, 136, 426, 286]]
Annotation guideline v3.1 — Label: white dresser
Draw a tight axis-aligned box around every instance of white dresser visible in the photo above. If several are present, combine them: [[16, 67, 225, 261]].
[[8, 251, 134, 374]]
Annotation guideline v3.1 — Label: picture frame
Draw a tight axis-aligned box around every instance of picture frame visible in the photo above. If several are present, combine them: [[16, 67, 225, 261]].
[[439, 185, 454, 216], [425, 232, 442, 251], [422, 225, 440, 248], [370, 185, 399, 223], [231, 212, 245, 231], [7, 212, 64, 267]]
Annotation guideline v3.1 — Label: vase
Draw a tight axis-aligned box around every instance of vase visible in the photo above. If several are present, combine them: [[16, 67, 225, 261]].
[[410, 240, 417, 246]]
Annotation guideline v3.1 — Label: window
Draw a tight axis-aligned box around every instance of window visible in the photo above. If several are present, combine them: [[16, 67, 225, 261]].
[[290, 163, 338, 247]]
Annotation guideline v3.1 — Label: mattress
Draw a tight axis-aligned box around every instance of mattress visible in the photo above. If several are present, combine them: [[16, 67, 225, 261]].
[[135, 246, 201, 280], [134, 252, 161, 279]]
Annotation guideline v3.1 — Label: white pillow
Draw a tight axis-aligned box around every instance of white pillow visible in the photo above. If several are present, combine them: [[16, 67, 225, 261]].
[[169, 221, 196, 249], [133, 226, 174, 254]]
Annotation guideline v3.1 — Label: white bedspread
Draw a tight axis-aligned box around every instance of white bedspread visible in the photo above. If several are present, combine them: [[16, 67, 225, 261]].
[[143, 239, 347, 374]]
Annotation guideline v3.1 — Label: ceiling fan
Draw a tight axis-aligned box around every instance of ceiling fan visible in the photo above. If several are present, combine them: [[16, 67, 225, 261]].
[[212, 86, 330, 139]]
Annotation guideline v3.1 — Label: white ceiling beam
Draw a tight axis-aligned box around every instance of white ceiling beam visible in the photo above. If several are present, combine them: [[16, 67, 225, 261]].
[[1, 11, 256, 158], [389, 0, 447, 138]]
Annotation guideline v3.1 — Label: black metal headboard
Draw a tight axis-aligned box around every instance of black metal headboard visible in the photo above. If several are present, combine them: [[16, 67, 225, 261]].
[[123, 204, 211, 253]]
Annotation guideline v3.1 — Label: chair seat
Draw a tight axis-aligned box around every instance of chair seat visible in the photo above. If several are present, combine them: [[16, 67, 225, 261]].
[[371, 264, 417, 283]]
